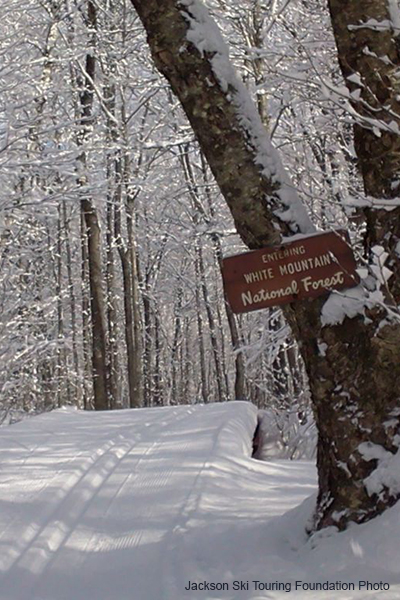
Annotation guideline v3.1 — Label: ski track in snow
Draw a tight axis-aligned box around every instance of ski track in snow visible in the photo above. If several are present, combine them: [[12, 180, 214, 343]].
[[0, 405, 195, 600], [1, 402, 400, 600], [0, 404, 234, 600]]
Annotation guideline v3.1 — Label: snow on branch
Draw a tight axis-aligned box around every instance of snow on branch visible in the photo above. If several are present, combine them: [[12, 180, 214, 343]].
[[388, 0, 400, 35]]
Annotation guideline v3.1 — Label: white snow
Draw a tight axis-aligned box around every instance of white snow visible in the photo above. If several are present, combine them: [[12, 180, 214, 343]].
[[346, 73, 362, 86], [388, 0, 400, 35], [343, 194, 400, 210], [348, 19, 393, 33], [321, 286, 368, 326], [320, 243, 396, 327], [359, 442, 400, 499], [1, 402, 400, 599], [370, 245, 393, 285]]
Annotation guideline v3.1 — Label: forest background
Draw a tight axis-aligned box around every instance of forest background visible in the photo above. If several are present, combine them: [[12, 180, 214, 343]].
[[1, 0, 374, 475]]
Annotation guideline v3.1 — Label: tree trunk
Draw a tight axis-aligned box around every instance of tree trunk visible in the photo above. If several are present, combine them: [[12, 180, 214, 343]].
[[328, 0, 400, 299], [197, 242, 226, 402], [122, 179, 144, 408], [126, 203, 144, 407], [142, 291, 153, 407], [195, 245, 209, 404], [225, 295, 246, 400], [214, 285, 231, 401], [115, 201, 140, 408], [130, 0, 400, 530], [56, 205, 70, 406], [171, 284, 184, 405], [80, 210, 92, 410], [77, 0, 110, 411], [63, 200, 80, 405], [104, 81, 122, 409], [153, 305, 164, 406], [106, 180, 122, 409], [80, 197, 110, 411]]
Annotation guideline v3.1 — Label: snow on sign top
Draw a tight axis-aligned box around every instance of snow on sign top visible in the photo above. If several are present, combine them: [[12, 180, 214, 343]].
[[222, 230, 359, 313]]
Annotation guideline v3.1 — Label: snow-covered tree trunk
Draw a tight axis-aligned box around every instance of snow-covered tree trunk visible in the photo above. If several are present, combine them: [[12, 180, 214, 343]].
[[130, 0, 400, 530], [114, 174, 142, 409], [130, 1, 313, 247], [106, 176, 122, 409], [125, 192, 144, 408], [328, 0, 400, 303]]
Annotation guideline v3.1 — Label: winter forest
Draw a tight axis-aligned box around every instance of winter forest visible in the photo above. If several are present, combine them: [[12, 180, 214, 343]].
[[2, 0, 400, 542], [0, 1, 323, 428]]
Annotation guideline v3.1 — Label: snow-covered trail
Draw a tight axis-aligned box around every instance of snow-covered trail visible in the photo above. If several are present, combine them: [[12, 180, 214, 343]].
[[0, 404, 228, 600], [0, 402, 314, 600], [1, 401, 399, 600]]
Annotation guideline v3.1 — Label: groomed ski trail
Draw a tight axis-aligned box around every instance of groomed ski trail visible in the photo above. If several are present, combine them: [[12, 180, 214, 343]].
[[0, 402, 317, 600]]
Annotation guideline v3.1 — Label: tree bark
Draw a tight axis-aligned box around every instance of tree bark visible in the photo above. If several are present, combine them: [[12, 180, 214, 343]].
[[328, 0, 400, 300], [56, 206, 69, 407], [104, 80, 123, 409], [63, 200, 80, 405], [195, 245, 209, 404], [106, 177, 122, 409], [114, 190, 141, 409], [77, 0, 110, 411], [130, 0, 400, 530], [80, 197, 110, 411], [153, 306, 164, 406], [127, 206, 144, 407], [197, 241, 227, 402]]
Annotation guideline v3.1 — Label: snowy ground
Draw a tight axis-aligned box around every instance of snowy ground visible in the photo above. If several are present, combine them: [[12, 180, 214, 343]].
[[0, 402, 399, 600]]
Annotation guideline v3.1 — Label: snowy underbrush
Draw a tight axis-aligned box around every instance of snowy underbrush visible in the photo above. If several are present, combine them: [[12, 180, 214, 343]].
[[0, 405, 40, 426], [255, 406, 317, 460]]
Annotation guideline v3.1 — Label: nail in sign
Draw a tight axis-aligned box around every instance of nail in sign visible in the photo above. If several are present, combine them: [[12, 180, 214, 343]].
[[221, 230, 359, 313]]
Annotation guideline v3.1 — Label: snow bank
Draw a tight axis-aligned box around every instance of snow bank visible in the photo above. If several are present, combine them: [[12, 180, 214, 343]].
[[0, 402, 399, 599]]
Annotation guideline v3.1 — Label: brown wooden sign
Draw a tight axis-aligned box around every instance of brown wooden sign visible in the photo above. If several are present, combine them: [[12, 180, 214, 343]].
[[222, 230, 359, 313]]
